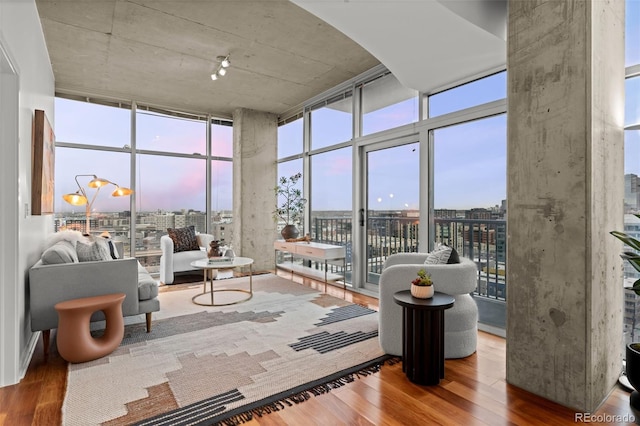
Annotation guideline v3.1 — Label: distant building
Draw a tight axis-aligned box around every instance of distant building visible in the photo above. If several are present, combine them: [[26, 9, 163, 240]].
[[154, 213, 175, 231], [623, 213, 640, 343], [625, 174, 640, 212], [466, 208, 492, 220]]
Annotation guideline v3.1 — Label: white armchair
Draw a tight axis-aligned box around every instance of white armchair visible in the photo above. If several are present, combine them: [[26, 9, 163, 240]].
[[378, 253, 479, 359], [159, 233, 215, 284]]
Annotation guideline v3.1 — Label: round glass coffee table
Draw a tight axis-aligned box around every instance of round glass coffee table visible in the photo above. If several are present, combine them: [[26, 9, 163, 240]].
[[190, 257, 254, 306]]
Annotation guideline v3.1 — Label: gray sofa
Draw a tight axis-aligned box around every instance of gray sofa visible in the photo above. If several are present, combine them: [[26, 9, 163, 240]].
[[29, 238, 160, 355]]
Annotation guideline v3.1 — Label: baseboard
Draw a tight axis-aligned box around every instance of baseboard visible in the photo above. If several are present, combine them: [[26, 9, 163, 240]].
[[478, 322, 506, 338], [19, 331, 40, 382]]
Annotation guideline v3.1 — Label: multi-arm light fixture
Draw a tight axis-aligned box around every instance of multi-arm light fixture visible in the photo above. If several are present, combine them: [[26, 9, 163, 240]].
[[62, 174, 133, 234], [211, 54, 231, 81]]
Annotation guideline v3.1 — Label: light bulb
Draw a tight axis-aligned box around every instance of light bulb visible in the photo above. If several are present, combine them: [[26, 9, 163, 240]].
[[218, 68, 227, 76], [211, 73, 218, 81], [221, 58, 230, 68]]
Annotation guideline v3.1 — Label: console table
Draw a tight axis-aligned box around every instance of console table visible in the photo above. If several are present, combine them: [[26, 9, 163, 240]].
[[274, 240, 346, 293]]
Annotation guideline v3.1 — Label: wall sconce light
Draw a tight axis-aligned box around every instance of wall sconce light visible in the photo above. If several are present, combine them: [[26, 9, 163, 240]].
[[62, 174, 133, 234], [211, 54, 231, 81]]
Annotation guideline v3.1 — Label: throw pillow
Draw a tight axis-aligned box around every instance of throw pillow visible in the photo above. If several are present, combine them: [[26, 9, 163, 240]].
[[447, 245, 460, 264], [106, 240, 119, 260], [424, 244, 460, 264], [41, 240, 79, 264], [76, 239, 112, 262], [98, 234, 120, 260], [167, 226, 199, 253]]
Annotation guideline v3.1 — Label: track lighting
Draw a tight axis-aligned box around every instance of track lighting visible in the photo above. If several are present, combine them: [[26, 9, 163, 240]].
[[211, 54, 231, 81]]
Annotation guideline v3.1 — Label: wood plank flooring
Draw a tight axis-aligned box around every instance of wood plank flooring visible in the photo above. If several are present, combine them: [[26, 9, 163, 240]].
[[0, 271, 635, 425]]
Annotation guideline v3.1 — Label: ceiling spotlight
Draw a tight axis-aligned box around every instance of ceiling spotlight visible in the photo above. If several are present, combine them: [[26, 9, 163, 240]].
[[211, 54, 231, 81]]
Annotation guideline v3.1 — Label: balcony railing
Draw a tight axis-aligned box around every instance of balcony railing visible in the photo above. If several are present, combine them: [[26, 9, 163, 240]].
[[312, 215, 507, 302]]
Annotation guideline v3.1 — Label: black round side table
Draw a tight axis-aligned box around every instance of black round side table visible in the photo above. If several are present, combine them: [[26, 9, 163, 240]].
[[393, 290, 455, 385]]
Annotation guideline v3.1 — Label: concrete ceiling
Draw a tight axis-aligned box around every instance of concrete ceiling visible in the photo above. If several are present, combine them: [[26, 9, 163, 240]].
[[35, 0, 381, 119], [37, 0, 507, 120]]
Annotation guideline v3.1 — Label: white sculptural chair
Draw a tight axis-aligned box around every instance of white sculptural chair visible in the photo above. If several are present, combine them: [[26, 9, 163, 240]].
[[378, 253, 479, 359]]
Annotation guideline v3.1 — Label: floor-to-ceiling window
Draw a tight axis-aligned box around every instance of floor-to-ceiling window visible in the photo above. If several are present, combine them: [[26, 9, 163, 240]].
[[621, 0, 640, 347], [276, 117, 304, 235], [364, 142, 420, 286], [134, 110, 208, 271], [54, 98, 133, 253], [276, 65, 507, 297], [210, 121, 233, 244], [427, 71, 506, 119], [432, 115, 507, 330], [54, 97, 233, 275], [361, 72, 418, 136], [310, 147, 352, 246]]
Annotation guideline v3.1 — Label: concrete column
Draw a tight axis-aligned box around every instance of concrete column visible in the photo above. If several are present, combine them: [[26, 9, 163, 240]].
[[507, 0, 625, 411], [232, 108, 278, 271]]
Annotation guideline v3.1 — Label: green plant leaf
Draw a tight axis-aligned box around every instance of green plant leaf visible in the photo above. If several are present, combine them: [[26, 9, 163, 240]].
[[625, 255, 640, 274], [611, 231, 640, 252]]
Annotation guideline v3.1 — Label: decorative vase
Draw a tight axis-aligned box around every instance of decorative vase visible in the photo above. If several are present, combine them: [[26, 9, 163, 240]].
[[411, 284, 434, 299], [627, 343, 640, 412], [281, 224, 300, 240]]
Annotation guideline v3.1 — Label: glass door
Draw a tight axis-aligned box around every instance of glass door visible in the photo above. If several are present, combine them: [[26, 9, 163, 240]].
[[362, 141, 420, 289]]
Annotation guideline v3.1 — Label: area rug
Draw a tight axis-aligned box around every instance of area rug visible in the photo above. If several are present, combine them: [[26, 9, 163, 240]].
[[62, 274, 388, 425]]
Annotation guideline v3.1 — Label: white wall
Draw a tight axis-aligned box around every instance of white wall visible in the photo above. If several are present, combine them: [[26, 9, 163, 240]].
[[0, 0, 55, 386]]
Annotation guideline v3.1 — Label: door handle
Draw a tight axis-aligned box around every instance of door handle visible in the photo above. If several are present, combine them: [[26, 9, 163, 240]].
[[359, 208, 365, 226]]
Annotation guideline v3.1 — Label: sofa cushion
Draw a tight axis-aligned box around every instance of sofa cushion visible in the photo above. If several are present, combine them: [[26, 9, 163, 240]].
[[137, 262, 159, 301], [196, 233, 215, 249], [41, 240, 79, 264], [172, 250, 208, 273], [167, 226, 199, 253]]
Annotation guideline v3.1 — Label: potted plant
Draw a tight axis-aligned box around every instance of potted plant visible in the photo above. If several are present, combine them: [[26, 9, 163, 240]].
[[411, 268, 434, 299], [274, 172, 307, 240], [611, 223, 640, 409]]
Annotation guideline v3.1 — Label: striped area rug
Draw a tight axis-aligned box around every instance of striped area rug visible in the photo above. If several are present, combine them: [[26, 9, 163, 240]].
[[62, 274, 390, 425]]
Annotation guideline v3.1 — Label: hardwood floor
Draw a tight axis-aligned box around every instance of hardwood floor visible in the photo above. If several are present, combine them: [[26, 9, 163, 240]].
[[0, 271, 635, 425]]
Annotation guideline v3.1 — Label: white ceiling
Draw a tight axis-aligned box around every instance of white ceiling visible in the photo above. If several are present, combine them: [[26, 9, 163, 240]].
[[36, 0, 507, 119], [292, 0, 507, 94]]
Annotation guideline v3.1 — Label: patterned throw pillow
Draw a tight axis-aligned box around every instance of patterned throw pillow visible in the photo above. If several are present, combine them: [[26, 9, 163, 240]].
[[76, 239, 112, 262], [424, 244, 460, 264], [167, 226, 199, 253]]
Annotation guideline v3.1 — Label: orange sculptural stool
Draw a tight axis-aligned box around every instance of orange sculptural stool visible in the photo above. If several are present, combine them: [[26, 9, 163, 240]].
[[54, 293, 126, 363]]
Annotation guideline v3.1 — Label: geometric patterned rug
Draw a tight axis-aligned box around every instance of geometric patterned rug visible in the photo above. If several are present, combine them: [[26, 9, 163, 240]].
[[61, 274, 390, 425]]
